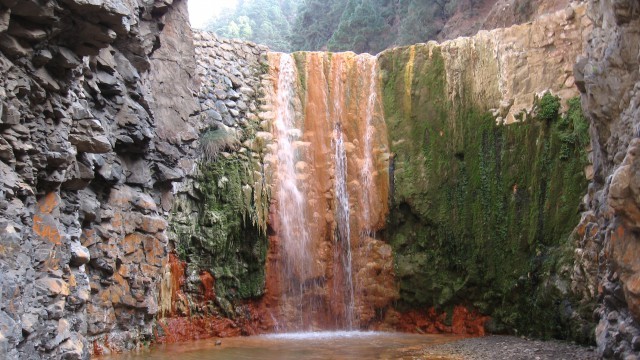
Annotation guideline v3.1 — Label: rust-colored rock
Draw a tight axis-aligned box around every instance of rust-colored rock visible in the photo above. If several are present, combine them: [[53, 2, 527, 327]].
[[388, 306, 490, 336], [32, 192, 63, 245], [264, 52, 393, 330]]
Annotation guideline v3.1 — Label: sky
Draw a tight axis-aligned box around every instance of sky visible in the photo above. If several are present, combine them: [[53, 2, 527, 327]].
[[188, 0, 239, 29]]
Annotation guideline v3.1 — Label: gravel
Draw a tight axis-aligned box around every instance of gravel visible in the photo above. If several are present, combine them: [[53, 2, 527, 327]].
[[420, 335, 598, 360]]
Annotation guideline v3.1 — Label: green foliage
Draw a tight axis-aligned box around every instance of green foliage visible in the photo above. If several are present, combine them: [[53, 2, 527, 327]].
[[557, 97, 590, 160], [200, 126, 239, 162], [208, 0, 467, 54], [206, 0, 300, 52], [290, 0, 346, 51], [290, 0, 461, 53], [379, 44, 591, 342], [536, 92, 561, 123], [327, 0, 392, 54]]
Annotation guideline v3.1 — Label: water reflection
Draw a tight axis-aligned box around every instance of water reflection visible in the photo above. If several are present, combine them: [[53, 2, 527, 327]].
[[98, 331, 461, 360]]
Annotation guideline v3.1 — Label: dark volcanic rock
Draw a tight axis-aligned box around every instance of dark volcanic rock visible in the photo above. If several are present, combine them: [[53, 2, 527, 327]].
[[0, 0, 198, 358]]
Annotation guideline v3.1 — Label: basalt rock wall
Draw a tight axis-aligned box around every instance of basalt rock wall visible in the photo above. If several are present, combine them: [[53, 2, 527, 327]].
[[0, 0, 199, 358], [157, 32, 274, 341]]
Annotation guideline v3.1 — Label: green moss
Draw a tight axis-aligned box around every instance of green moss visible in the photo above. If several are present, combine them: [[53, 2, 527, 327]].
[[172, 157, 268, 301], [292, 52, 307, 92], [379, 44, 591, 342]]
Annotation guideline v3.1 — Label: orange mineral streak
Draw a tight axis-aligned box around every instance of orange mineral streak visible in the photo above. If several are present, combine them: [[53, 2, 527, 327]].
[[199, 271, 216, 302], [167, 252, 187, 317], [264, 52, 394, 330], [155, 252, 275, 344], [32, 192, 63, 245]]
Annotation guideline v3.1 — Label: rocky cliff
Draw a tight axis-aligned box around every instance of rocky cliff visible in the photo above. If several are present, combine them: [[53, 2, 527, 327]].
[[572, 0, 640, 357], [215, 2, 593, 339], [0, 0, 199, 358], [379, 3, 594, 340]]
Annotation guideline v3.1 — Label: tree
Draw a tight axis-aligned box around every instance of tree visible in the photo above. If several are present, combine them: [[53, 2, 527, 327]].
[[290, 0, 347, 51], [206, 0, 301, 52], [327, 0, 391, 54]]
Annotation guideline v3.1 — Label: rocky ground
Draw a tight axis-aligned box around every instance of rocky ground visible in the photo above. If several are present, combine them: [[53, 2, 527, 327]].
[[419, 335, 598, 360]]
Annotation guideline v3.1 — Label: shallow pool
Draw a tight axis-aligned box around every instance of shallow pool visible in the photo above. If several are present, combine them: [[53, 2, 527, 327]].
[[97, 331, 461, 359]]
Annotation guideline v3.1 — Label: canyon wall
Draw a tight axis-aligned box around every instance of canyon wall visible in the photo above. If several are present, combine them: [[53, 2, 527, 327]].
[[157, 32, 274, 341], [572, 0, 640, 357], [0, 0, 199, 358]]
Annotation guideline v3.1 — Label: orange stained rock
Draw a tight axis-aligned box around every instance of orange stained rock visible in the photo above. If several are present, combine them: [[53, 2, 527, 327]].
[[265, 52, 391, 330], [37, 192, 61, 214], [33, 192, 63, 245], [199, 271, 216, 302], [391, 306, 489, 336]]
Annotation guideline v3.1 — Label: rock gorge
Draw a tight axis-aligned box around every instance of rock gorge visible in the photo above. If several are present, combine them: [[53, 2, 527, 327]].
[[0, 0, 639, 359]]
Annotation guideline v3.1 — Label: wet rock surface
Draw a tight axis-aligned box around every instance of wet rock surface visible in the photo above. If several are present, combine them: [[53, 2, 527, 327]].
[[158, 32, 273, 339]]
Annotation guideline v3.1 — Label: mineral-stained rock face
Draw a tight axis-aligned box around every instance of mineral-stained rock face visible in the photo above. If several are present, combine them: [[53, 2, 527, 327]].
[[378, 3, 595, 341], [262, 52, 396, 330], [0, 0, 199, 358], [572, 0, 640, 357]]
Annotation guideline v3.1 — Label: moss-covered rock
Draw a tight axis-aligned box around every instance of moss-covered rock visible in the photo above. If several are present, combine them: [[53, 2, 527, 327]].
[[171, 155, 269, 304], [379, 44, 592, 342]]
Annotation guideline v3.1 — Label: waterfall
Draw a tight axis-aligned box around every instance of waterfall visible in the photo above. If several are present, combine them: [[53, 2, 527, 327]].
[[267, 52, 392, 332], [359, 57, 379, 235], [272, 53, 313, 330], [333, 122, 355, 329]]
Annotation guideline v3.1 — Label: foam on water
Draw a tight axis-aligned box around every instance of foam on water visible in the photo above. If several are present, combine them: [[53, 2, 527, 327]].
[[263, 331, 388, 340]]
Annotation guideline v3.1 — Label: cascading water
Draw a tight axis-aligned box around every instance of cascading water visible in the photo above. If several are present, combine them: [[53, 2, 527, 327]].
[[359, 57, 379, 234], [333, 122, 355, 329], [272, 54, 314, 330], [266, 52, 394, 333]]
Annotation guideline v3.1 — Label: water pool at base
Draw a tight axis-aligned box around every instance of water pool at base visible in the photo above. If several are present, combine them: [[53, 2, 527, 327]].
[[97, 331, 462, 359]]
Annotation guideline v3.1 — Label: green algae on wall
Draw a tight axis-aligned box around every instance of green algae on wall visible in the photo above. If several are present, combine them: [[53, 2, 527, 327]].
[[171, 156, 269, 303], [379, 44, 592, 342], [170, 128, 271, 308]]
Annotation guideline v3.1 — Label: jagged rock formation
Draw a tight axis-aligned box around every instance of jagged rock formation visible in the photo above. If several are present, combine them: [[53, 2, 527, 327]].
[[572, 0, 640, 357], [438, 0, 573, 41], [0, 0, 199, 358]]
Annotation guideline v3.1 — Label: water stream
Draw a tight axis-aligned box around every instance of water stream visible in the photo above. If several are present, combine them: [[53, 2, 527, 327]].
[[333, 122, 355, 329]]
